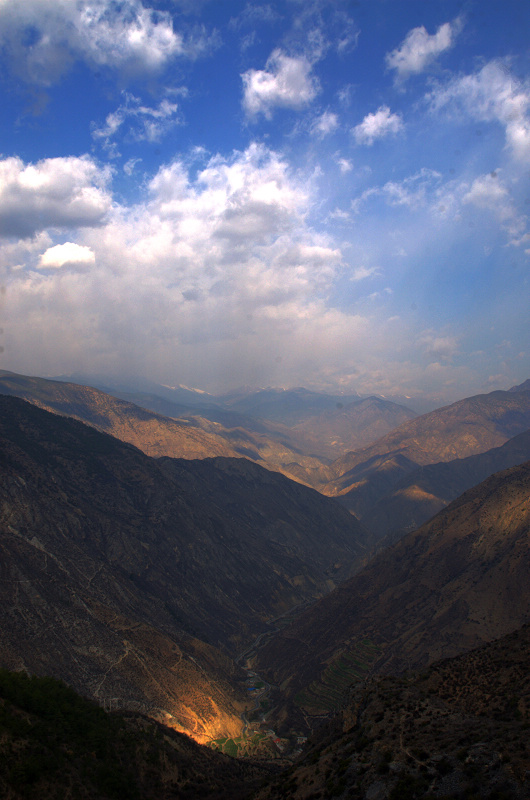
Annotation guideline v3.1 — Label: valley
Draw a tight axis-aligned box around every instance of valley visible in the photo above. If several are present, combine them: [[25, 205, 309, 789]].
[[0, 371, 529, 797]]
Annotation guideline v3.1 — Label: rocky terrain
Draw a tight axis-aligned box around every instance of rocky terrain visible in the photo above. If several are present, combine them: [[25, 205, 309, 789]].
[[364, 427, 530, 541], [288, 396, 417, 461], [0, 669, 268, 800], [0, 370, 330, 486], [1, 374, 529, 798], [3, 624, 528, 800]]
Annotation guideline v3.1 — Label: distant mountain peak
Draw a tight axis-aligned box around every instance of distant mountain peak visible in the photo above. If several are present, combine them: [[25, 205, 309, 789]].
[[509, 378, 530, 393]]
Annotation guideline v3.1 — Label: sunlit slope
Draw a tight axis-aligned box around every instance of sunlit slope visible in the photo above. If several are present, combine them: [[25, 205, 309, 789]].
[[0, 396, 369, 741], [0, 670, 263, 800], [255, 460, 530, 715], [0, 369, 240, 460], [0, 370, 329, 484]]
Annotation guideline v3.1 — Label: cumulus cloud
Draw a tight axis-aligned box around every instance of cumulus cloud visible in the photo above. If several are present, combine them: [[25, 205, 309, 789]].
[[311, 111, 339, 137], [0, 156, 111, 238], [386, 18, 462, 82], [0, 0, 198, 85], [352, 106, 404, 145], [0, 143, 373, 390], [463, 172, 509, 211], [428, 60, 530, 163], [242, 49, 319, 118], [38, 242, 95, 269]]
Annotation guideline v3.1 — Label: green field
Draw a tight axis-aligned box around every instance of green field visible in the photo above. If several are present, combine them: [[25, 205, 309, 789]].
[[207, 731, 270, 758]]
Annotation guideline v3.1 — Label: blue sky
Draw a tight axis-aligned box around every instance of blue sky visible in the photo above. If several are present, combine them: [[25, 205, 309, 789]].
[[0, 0, 529, 402]]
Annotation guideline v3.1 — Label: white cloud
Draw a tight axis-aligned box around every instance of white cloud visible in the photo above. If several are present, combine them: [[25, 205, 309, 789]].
[[463, 172, 509, 212], [428, 60, 530, 163], [351, 265, 379, 281], [335, 156, 353, 174], [242, 49, 319, 119], [0, 143, 375, 390], [462, 171, 528, 241], [386, 18, 462, 82], [0, 156, 112, 238], [0, 0, 196, 85], [311, 111, 339, 137], [38, 242, 95, 269], [352, 106, 404, 145], [92, 93, 181, 148]]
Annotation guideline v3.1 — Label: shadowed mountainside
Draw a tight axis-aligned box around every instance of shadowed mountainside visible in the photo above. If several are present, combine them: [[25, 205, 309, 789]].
[[255, 460, 530, 725], [0, 670, 267, 800], [0, 395, 369, 742], [254, 624, 530, 799]]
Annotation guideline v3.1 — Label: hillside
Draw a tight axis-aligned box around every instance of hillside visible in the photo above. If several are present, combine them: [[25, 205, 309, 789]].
[[0, 395, 369, 742], [290, 396, 417, 460], [255, 460, 530, 726], [0, 369, 240, 460], [0, 670, 265, 800]]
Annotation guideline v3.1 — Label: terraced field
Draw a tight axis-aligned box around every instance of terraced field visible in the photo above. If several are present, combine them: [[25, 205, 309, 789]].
[[295, 639, 382, 715]]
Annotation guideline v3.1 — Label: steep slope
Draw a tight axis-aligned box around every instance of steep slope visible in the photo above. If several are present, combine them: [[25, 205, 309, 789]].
[[364, 428, 530, 539], [321, 386, 530, 520], [0, 396, 368, 741], [255, 625, 530, 800], [255, 460, 530, 724]]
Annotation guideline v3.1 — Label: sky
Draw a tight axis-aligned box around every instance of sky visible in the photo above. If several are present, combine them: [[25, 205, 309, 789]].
[[0, 0, 529, 402]]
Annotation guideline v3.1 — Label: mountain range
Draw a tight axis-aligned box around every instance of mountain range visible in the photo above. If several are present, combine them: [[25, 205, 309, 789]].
[[0, 369, 529, 797]]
